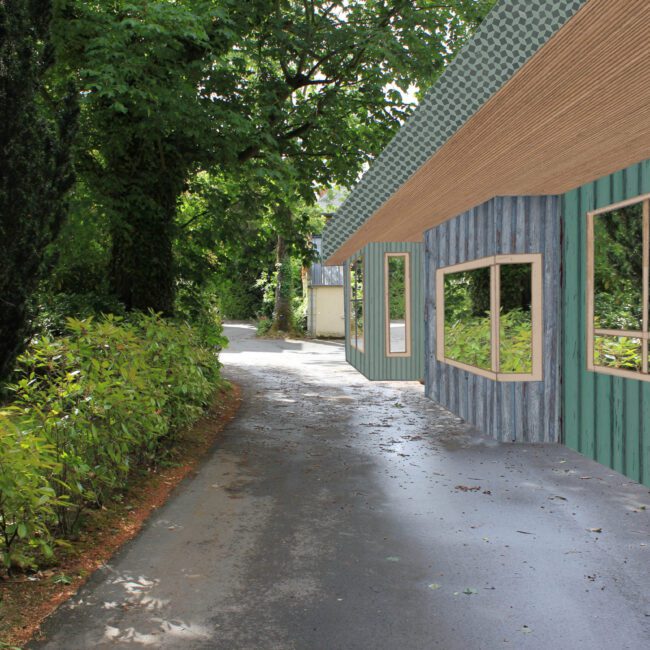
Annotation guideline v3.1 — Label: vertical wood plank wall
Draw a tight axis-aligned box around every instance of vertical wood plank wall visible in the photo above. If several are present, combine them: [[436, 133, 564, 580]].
[[424, 196, 562, 443], [345, 242, 424, 381], [563, 160, 650, 486]]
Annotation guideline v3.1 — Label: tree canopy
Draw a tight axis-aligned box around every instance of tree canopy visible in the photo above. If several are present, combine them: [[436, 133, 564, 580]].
[[0, 0, 497, 380]]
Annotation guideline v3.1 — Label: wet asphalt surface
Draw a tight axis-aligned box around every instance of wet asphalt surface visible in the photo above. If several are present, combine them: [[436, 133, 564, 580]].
[[31, 323, 650, 649]]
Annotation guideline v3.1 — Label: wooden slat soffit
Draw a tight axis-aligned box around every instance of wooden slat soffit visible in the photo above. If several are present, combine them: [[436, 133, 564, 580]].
[[325, 0, 650, 264]]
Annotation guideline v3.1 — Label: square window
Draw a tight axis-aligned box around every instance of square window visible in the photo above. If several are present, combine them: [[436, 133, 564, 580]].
[[436, 254, 543, 382]]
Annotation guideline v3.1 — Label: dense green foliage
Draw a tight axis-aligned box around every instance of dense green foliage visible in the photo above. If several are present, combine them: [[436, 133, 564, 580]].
[[0, 314, 224, 571], [55, 0, 241, 313]]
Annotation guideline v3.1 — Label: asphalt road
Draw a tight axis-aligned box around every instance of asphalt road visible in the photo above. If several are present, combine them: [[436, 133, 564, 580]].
[[31, 322, 650, 649]]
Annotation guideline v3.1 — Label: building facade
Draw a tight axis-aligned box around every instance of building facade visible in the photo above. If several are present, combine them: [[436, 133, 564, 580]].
[[321, 0, 650, 485]]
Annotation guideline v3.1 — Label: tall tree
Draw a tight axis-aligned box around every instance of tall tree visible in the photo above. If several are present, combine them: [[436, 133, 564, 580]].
[[56, 0, 259, 313], [0, 0, 77, 382]]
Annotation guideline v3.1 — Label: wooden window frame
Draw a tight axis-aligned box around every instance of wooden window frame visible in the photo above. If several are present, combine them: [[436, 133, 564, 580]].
[[586, 193, 650, 381], [349, 255, 365, 352], [435, 254, 543, 382], [384, 252, 412, 358]]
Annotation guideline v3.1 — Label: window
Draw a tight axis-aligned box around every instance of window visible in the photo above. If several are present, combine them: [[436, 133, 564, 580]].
[[349, 256, 365, 351], [385, 253, 411, 357], [587, 194, 650, 379], [436, 255, 543, 381]]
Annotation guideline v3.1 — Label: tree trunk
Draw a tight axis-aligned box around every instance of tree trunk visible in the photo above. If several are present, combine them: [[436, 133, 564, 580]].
[[110, 199, 175, 315], [273, 234, 292, 331], [108, 157, 180, 315]]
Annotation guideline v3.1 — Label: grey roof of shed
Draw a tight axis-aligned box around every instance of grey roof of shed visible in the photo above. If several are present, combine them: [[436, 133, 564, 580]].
[[309, 236, 344, 286], [322, 0, 587, 261]]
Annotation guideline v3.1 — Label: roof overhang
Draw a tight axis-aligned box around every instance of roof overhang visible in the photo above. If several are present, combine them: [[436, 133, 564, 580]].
[[324, 0, 650, 264]]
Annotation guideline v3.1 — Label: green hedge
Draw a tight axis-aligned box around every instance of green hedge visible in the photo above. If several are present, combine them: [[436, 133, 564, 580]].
[[0, 313, 225, 571]]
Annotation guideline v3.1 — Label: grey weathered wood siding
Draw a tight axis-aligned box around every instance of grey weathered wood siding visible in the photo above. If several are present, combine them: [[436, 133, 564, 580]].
[[310, 236, 344, 286], [424, 196, 561, 443], [345, 242, 424, 381]]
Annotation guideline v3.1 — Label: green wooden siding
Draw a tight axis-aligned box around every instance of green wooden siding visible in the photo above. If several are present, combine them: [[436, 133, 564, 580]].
[[563, 159, 650, 487], [345, 242, 424, 381]]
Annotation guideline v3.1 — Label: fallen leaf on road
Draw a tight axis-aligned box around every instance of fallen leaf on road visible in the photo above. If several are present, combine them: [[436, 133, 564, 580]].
[[463, 588, 478, 595], [588, 527, 602, 533], [428, 583, 441, 590]]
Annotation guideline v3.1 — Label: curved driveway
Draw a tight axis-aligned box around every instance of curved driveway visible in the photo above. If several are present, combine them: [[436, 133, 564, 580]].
[[32, 323, 650, 649]]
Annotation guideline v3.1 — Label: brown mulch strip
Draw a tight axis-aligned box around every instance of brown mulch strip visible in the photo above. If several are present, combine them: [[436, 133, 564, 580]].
[[0, 383, 242, 649]]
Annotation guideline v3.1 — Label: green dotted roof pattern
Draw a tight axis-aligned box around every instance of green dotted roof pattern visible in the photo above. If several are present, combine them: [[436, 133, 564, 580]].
[[322, 0, 587, 260]]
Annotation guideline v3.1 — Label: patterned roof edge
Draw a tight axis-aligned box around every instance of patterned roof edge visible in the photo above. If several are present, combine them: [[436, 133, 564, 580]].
[[322, 0, 587, 260]]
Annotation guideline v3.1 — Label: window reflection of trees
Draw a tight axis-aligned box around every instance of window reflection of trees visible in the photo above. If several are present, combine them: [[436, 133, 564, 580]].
[[590, 197, 649, 376], [386, 254, 410, 356], [349, 257, 364, 351]]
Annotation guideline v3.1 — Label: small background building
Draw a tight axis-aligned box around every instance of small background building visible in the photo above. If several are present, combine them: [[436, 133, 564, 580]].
[[306, 235, 345, 338]]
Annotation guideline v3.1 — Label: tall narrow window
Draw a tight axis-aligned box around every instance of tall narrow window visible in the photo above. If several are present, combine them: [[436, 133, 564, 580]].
[[499, 263, 534, 375], [385, 253, 411, 356], [587, 195, 650, 379], [349, 256, 365, 352], [436, 255, 543, 382]]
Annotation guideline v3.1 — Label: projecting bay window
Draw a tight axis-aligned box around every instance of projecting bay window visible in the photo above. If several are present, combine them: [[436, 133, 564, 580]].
[[385, 253, 411, 357], [349, 256, 365, 352], [587, 194, 650, 380], [436, 255, 543, 381]]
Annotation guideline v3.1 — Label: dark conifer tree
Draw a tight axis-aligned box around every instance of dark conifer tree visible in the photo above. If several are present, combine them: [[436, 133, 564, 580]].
[[0, 0, 77, 382]]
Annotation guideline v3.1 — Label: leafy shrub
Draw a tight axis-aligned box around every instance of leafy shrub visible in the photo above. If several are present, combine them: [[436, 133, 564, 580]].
[[174, 281, 228, 349], [256, 316, 273, 336], [291, 294, 308, 333], [0, 313, 224, 571], [0, 414, 63, 569]]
